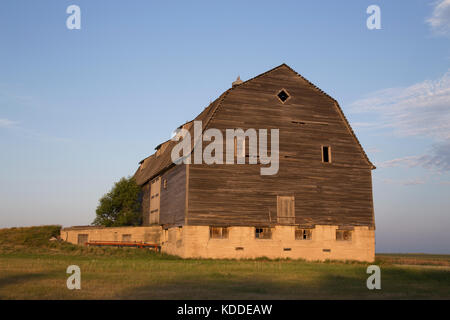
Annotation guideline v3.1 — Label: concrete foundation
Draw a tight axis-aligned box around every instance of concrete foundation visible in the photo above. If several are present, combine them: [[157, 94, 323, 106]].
[[62, 224, 374, 262]]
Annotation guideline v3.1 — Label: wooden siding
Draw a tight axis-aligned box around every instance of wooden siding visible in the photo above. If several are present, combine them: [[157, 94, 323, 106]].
[[141, 183, 150, 226], [187, 66, 374, 228], [149, 177, 161, 224], [160, 164, 186, 226]]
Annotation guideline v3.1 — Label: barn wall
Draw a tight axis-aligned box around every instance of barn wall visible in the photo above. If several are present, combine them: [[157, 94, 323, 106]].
[[160, 225, 375, 262], [141, 183, 151, 226], [61, 226, 162, 245], [160, 164, 186, 226], [187, 66, 374, 228]]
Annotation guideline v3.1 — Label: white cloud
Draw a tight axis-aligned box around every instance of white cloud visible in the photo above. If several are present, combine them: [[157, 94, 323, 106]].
[[350, 70, 450, 140], [381, 178, 426, 186], [366, 147, 381, 154], [376, 141, 450, 172], [0, 118, 18, 128], [351, 71, 450, 172], [427, 0, 450, 36], [377, 155, 423, 169]]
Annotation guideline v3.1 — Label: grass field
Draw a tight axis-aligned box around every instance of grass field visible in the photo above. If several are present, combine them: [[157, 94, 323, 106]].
[[0, 226, 449, 299]]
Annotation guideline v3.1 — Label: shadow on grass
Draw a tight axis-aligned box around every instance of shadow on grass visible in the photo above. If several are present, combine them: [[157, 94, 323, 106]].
[[0, 272, 54, 288], [114, 264, 450, 300], [114, 273, 374, 300]]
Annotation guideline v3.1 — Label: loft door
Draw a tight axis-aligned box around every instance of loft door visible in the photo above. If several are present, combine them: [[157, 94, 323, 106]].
[[149, 177, 161, 224], [277, 196, 295, 224]]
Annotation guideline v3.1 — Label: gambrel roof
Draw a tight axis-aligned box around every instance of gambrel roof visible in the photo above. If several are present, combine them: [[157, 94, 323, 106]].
[[134, 64, 374, 186]]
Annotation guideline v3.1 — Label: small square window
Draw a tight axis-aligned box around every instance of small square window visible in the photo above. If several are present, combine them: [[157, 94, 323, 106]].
[[255, 227, 272, 239], [122, 234, 132, 242], [336, 230, 352, 241], [277, 89, 290, 103], [210, 227, 229, 239], [295, 228, 312, 240]]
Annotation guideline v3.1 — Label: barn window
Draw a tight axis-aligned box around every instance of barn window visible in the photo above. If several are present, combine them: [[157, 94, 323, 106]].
[[322, 145, 331, 163], [277, 89, 290, 103], [336, 230, 352, 241], [255, 227, 272, 239], [295, 227, 312, 240], [122, 234, 132, 242], [210, 227, 229, 239], [77, 234, 88, 245]]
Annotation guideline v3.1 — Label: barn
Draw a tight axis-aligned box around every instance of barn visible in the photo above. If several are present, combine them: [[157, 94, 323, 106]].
[[62, 64, 376, 261]]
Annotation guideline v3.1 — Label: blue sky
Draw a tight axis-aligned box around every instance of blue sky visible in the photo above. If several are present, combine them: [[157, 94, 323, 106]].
[[1, 0, 449, 253]]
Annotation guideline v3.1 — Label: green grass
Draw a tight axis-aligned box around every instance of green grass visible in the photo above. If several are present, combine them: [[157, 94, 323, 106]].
[[0, 226, 449, 299]]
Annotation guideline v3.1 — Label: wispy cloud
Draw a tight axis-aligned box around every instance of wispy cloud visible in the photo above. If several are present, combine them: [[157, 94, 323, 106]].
[[0, 118, 18, 128], [427, 0, 450, 36], [381, 178, 426, 186], [376, 141, 450, 173], [350, 70, 450, 140], [366, 147, 381, 154], [351, 71, 450, 173], [421, 140, 450, 171], [377, 155, 423, 169], [0, 117, 69, 143]]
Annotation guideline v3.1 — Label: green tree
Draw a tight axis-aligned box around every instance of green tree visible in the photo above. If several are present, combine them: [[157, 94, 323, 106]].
[[93, 177, 142, 227]]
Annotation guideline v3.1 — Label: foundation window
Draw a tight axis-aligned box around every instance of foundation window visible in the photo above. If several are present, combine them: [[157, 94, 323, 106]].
[[255, 227, 272, 239], [295, 228, 312, 240], [336, 230, 352, 241], [210, 227, 229, 239], [322, 145, 331, 163], [122, 234, 132, 242], [77, 234, 88, 245]]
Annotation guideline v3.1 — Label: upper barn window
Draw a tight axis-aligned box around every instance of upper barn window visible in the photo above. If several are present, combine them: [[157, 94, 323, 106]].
[[322, 145, 331, 163], [277, 89, 290, 103]]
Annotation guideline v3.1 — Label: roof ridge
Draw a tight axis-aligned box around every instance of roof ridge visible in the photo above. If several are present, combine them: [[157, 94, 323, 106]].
[[135, 63, 375, 185], [203, 63, 374, 169], [202, 63, 289, 132]]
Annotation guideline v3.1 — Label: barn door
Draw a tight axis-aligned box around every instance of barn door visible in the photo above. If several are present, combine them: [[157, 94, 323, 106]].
[[277, 196, 295, 224], [149, 177, 161, 224]]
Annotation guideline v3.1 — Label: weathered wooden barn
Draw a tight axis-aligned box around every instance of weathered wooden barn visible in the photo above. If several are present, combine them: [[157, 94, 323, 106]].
[[62, 64, 376, 261]]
